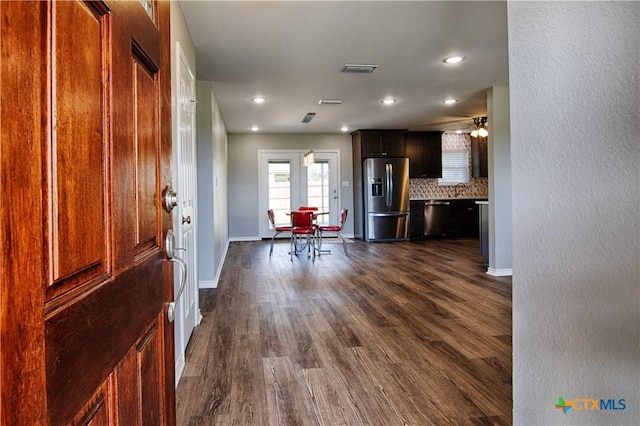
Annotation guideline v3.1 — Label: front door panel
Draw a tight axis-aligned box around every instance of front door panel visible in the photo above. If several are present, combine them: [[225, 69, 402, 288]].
[[47, 0, 108, 299], [23, 1, 174, 424]]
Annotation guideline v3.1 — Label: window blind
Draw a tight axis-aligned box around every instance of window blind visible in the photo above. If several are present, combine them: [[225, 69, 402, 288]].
[[439, 149, 469, 185]]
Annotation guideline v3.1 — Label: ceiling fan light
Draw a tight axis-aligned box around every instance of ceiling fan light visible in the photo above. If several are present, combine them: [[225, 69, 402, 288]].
[[470, 129, 479, 138], [479, 127, 489, 137]]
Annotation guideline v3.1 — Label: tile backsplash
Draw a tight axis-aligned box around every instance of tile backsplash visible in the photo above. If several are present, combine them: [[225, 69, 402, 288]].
[[409, 132, 488, 199], [410, 177, 488, 199]]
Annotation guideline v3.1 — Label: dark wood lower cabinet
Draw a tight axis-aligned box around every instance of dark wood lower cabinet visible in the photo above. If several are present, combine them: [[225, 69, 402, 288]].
[[449, 200, 479, 236], [409, 200, 425, 239], [479, 202, 489, 265], [413, 199, 483, 239]]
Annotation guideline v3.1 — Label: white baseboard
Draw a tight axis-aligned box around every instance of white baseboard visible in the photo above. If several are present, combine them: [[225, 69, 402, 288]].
[[229, 236, 261, 242], [199, 280, 217, 289], [213, 240, 229, 285], [230, 234, 356, 241], [199, 239, 230, 289], [487, 268, 513, 277], [175, 351, 185, 388]]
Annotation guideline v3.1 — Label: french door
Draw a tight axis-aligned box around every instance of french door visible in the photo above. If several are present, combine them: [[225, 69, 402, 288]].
[[258, 150, 340, 238]]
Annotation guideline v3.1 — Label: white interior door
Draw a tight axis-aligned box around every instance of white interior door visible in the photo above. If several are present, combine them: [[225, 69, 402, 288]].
[[174, 42, 200, 383]]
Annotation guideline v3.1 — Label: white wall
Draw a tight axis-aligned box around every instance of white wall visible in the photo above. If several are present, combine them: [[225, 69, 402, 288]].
[[228, 133, 353, 239], [170, 3, 195, 90], [196, 82, 229, 288], [172, 4, 229, 290], [509, 2, 639, 424], [487, 86, 512, 276]]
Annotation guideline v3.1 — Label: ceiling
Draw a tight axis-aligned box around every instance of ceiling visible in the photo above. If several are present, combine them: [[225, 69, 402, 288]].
[[179, 1, 509, 134]]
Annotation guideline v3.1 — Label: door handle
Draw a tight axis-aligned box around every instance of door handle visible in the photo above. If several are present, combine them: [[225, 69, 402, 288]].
[[162, 184, 178, 213], [165, 229, 187, 323], [385, 163, 393, 207]]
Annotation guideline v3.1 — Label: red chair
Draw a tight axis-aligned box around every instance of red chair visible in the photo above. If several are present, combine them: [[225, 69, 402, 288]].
[[290, 210, 316, 261], [318, 208, 349, 255], [267, 209, 291, 256], [298, 206, 319, 220]]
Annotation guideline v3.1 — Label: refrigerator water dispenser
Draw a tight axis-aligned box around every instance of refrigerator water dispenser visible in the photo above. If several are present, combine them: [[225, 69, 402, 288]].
[[371, 179, 383, 197]]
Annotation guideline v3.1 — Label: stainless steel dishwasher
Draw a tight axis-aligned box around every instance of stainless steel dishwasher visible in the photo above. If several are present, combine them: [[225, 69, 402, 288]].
[[424, 200, 451, 236]]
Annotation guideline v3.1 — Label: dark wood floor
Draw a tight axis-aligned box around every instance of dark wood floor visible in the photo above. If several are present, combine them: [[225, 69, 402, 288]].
[[176, 237, 512, 425]]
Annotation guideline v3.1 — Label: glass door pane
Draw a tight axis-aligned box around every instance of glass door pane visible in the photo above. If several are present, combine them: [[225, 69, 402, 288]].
[[306, 161, 329, 225], [268, 161, 291, 226]]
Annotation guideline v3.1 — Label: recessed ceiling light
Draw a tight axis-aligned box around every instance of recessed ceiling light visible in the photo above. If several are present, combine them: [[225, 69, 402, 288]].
[[341, 126, 349, 132], [443, 99, 458, 104], [252, 97, 266, 104], [443, 56, 466, 64], [251, 126, 259, 132], [382, 98, 396, 105]]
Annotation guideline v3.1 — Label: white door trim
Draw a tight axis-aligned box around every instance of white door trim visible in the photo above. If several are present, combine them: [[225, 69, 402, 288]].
[[173, 41, 200, 385]]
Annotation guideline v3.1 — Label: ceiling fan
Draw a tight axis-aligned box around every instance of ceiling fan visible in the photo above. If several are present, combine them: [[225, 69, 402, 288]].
[[419, 115, 476, 132]]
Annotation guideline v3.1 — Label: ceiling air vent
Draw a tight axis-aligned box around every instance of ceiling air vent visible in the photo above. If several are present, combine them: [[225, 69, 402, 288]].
[[342, 64, 378, 73], [318, 99, 343, 105], [301, 112, 316, 123]]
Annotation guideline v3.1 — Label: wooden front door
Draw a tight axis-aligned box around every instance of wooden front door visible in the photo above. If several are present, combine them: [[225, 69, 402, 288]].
[[0, 1, 175, 424]]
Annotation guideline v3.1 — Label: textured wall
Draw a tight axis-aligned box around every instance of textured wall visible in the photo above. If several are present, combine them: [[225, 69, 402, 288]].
[[509, 2, 640, 424]]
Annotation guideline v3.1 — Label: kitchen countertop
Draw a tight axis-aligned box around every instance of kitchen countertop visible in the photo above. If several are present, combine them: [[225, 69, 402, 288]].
[[410, 197, 488, 201]]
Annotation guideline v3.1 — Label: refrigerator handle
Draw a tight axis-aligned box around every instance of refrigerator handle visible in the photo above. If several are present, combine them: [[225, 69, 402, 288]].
[[386, 163, 393, 207]]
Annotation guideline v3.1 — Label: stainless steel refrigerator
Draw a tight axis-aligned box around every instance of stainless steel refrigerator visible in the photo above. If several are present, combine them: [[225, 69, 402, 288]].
[[363, 157, 410, 242]]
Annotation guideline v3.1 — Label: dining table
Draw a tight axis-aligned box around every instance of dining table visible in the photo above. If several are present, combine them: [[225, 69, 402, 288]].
[[286, 210, 330, 256]]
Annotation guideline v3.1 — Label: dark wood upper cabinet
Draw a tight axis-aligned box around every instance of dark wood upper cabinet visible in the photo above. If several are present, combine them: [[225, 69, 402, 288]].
[[405, 131, 442, 178], [358, 130, 406, 157], [471, 135, 488, 178]]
